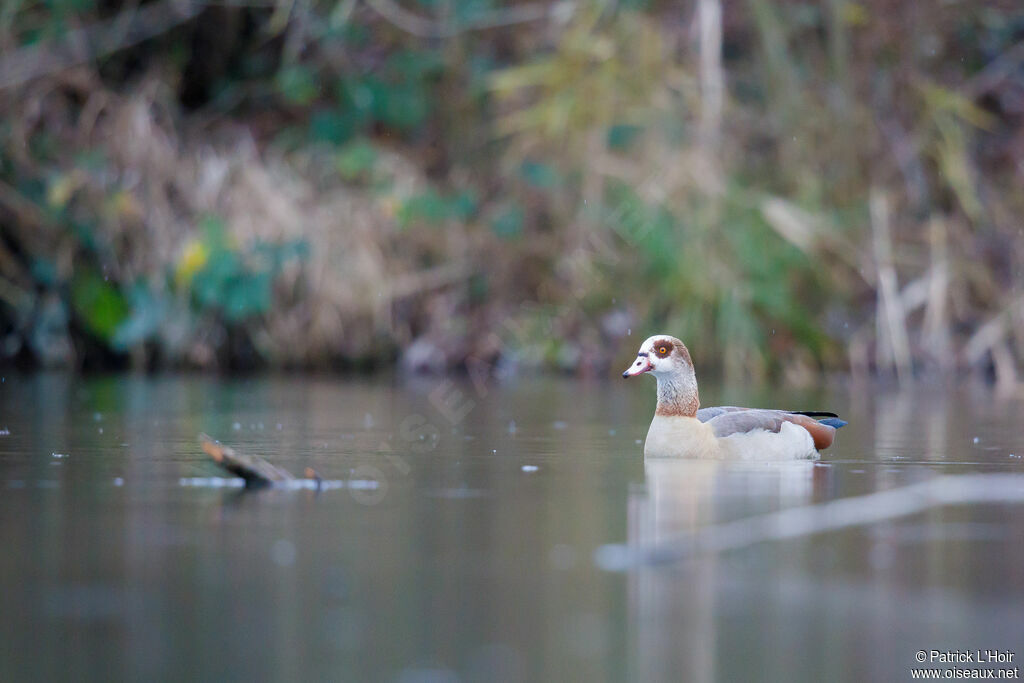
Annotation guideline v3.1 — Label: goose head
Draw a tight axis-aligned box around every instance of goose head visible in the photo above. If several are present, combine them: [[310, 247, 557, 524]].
[[621, 335, 693, 379]]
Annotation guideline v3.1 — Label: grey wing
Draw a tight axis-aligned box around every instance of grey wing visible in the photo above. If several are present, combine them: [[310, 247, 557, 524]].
[[706, 409, 788, 437], [696, 406, 749, 423]]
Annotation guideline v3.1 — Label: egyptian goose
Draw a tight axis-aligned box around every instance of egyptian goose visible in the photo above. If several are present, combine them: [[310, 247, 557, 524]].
[[622, 335, 846, 459]]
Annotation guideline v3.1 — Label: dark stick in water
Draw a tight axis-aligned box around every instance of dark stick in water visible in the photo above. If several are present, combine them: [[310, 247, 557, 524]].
[[199, 433, 319, 488]]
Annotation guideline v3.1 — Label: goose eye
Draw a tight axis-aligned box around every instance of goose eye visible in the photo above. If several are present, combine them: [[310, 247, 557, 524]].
[[657, 345, 668, 356]]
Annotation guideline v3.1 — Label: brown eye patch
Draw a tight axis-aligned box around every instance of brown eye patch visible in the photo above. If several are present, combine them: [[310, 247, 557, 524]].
[[653, 341, 672, 357]]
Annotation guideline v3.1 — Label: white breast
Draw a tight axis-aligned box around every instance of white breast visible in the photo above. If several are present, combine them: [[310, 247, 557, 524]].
[[644, 416, 721, 459], [644, 416, 818, 461]]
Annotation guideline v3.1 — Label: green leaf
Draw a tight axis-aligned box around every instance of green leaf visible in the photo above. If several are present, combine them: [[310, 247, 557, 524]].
[[112, 283, 165, 350], [490, 205, 524, 239], [31, 259, 58, 287], [387, 49, 444, 79], [519, 161, 560, 189], [223, 272, 272, 321], [336, 139, 378, 179], [376, 81, 429, 131], [71, 270, 129, 341], [397, 190, 450, 227], [607, 124, 642, 150], [450, 190, 478, 220], [276, 65, 320, 106], [310, 109, 358, 145], [199, 215, 229, 248]]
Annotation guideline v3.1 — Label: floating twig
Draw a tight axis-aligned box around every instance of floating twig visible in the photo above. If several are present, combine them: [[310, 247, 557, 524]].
[[199, 433, 321, 488]]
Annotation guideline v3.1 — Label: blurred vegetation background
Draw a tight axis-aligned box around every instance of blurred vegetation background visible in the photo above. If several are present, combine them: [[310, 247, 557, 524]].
[[0, 0, 1022, 383]]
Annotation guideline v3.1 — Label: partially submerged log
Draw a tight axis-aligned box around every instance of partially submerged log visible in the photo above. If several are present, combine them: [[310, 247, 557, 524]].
[[199, 433, 320, 488]]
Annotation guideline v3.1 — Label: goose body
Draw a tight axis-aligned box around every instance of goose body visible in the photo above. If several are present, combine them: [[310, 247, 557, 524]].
[[623, 335, 846, 460]]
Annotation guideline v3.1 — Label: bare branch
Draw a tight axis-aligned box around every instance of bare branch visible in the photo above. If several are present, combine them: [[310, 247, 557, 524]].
[[962, 39, 1024, 100], [870, 188, 912, 383], [0, 0, 202, 91]]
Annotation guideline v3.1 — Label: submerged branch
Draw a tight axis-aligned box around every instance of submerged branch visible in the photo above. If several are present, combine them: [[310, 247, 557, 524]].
[[200, 433, 300, 487]]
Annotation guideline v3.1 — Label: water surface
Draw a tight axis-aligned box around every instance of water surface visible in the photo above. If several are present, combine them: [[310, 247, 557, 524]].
[[1, 374, 1022, 681]]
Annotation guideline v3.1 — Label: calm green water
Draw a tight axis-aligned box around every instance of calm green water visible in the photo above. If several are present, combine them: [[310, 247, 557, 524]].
[[1, 374, 1022, 682]]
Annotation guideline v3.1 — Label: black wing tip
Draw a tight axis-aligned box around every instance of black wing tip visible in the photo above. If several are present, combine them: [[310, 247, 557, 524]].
[[788, 411, 847, 428], [790, 410, 840, 418]]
